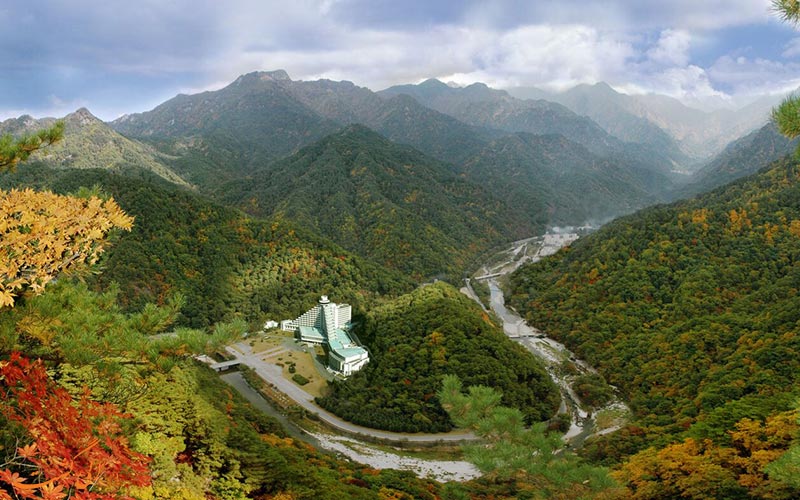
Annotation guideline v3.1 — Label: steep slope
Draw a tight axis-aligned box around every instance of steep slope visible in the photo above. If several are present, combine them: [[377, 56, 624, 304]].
[[631, 93, 777, 160], [222, 125, 534, 279], [461, 133, 659, 225], [542, 82, 690, 169], [509, 157, 800, 462], [510, 83, 778, 163], [317, 282, 559, 433], [0, 164, 412, 327], [381, 79, 682, 181], [111, 70, 342, 187], [277, 77, 494, 163], [111, 71, 494, 189], [0, 109, 190, 186], [683, 122, 798, 196], [382, 79, 619, 157]]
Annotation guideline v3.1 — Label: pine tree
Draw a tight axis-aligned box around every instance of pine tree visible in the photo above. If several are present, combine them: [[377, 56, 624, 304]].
[[0, 122, 64, 171], [772, 1, 800, 151]]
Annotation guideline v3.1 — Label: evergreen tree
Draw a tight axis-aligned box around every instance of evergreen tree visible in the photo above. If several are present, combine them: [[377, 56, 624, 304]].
[[772, 1, 800, 151]]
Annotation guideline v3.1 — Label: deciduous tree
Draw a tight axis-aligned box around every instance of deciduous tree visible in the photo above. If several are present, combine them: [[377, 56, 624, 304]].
[[0, 352, 151, 499]]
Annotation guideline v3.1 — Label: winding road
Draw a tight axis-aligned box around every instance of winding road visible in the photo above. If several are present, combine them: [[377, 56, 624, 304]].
[[224, 343, 477, 445]]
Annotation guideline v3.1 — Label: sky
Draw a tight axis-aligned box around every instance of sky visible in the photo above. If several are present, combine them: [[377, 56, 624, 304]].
[[1, 0, 799, 121]]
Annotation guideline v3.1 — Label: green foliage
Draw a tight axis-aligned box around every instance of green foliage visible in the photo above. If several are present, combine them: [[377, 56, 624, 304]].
[[509, 158, 800, 463], [461, 133, 663, 226], [573, 372, 614, 410], [773, 0, 800, 24], [773, 97, 800, 141], [317, 282, 559, 432], [685, 122, 798, 197], [439, 375, 620, 498], [0, 279, 240, 370], [223, 125, 533, 279], [766, 401, 800, 488], [773, 1, 800, 158], [0, 121, 64, 171], [0, 165, 412, 327], [292, 373, 309, 385]]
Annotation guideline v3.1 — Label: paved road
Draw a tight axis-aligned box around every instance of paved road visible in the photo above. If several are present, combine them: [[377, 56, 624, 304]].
[[226, 343, 476, 444]]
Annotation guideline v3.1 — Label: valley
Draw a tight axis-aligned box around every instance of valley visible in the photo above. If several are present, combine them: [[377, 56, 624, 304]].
[[3, 37, 800, 497], [467, 232, 631, 448]]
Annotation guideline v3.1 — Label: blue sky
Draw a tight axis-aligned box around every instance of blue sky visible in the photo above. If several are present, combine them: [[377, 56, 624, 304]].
[[1, 0, 798, 120]]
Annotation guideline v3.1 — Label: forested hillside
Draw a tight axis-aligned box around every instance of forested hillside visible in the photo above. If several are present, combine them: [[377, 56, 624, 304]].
[[381, 78, 684, 184], [509, 157, 800, 497], [223, 125, 535, 279], [461, 132, 658, 225], [0, 164, 412, 327], [684, 122, 798, 197], [318, 282, 559, 433], [0, 109, 190, 186]]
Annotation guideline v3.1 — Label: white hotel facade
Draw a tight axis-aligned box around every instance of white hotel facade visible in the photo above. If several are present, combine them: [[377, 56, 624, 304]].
[[281, 296, 369, 376]]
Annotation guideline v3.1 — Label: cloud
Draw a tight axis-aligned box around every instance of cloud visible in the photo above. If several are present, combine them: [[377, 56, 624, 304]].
[[439, 25, 635, 90], [646, 30, 692, 67], [783, 37, 800, 58], [708, 55, 800, 95], [0, 0, 794, 119]]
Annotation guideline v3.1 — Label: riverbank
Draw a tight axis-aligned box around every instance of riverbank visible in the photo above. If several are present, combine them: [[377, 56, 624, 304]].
[[219, 365, 481, 481], [466, 231, 630, 447]]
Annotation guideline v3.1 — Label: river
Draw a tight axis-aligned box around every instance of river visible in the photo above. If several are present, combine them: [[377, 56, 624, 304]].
[[220, 368, 481, 481], [467, 232, 629, 446], [218, 230, 624, 479]]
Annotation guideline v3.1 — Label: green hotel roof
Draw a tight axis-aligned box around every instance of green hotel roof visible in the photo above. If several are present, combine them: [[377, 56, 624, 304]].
[[298, 326, 325, 342]]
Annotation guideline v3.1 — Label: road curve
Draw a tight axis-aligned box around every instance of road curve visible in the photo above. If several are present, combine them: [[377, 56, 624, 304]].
[[225, 343, 477, 445]]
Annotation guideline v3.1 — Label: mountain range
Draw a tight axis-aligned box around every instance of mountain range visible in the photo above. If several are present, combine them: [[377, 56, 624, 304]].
[[1, 69, 786, 281], [509, 82, 781, 163], [5, 67, 800, 499]]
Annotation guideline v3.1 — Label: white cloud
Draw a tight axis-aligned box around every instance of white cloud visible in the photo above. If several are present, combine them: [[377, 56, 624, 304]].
[[783, 37, 800, 58], [646, 29, 691, 67], [708, 55, 800, 95], [0, 0, 792, 118]]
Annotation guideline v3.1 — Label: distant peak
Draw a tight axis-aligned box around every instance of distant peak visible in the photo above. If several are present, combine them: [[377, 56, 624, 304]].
[[592, 81, 617, 93], [419, 78, 448, 88], [263, 69, 291, 81], [67, 107, 101, 125], [234, 70, 292, 85], [572, 81, 617, 96]]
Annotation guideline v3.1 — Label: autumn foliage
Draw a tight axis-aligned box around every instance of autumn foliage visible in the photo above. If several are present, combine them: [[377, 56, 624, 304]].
[[0, 188, 133, 307], [0, 353, 151, 499]]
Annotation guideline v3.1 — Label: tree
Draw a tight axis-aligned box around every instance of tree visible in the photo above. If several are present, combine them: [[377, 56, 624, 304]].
[[0, 353, 151, 499], [0, 189, 133, 308], [772, 1, 800, 152], [0, 123, 133, 308], [438, 375, 619, 497], [0, 122, 64, 172]]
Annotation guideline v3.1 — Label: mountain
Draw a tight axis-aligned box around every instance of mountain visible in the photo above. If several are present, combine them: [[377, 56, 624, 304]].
[[111, 71, 494, 190], [271, 77, 495, 163], [509, 83, 780, 164], [381, 79, 621, 157], [508, 156, 800, 481], [381, 79, 684, 180], [317, 282, 559, 433], [222, 125, 533, 279], [682, 122, 798, 197], [631, 93, 778, 160], [111, 70, 342, 188], [538, 83, 691, 169], [461, 132, 660, 225], [0, 109, 190, 186]]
